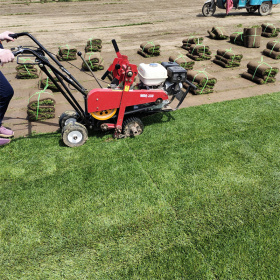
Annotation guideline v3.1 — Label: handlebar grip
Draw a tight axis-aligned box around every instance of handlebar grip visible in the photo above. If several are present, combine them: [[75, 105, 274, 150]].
[[112, 39, 119, 54], [8, 32, 28, 39], [8, 33, 18, 39], [12, 50, 22, 56], [101, 70, 110, 80]]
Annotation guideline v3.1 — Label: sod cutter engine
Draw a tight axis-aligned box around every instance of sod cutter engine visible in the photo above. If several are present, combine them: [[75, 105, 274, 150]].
[[10, 32, 196, 147]]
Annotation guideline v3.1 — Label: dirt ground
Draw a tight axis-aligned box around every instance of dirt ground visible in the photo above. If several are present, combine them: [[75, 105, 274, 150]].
[[1, 0, 280, 137]]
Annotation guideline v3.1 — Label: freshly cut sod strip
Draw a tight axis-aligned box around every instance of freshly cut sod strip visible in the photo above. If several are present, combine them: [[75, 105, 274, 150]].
[[1, 92, 280, 278]]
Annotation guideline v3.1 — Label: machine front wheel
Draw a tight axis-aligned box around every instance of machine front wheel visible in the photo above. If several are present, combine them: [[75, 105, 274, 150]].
[[62, 122, 88, 147], [258, 2, 272, 16], [59, 110, 79, 129], [122, 117, 144, 138], [202, 2, 216, 17]]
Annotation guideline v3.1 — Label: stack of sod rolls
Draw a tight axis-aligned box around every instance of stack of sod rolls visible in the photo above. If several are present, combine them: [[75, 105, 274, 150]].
[[85, 38, 102, 53], [169, 54, 195, 70], [261, 23, 279, 38], [82, 53, 104, 71], [181, 37, 203, 51], [27, 97, 55, 121], [207, 27, 229, 40], [57, 45, 77, 61], [230, 32, 244, 46], [137, 42, 161, 58], [243, 27, 262, 48], [187, 44, 211, 61], [16, 64, 39, 79], [263, 40, 280, 60], [183, 70, 217, 95], [39, 70, 60, 92], [213, 49, 243, 68], [241, 60, 279, 84]]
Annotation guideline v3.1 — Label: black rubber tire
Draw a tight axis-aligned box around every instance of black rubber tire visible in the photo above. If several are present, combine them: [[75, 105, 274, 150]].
[[202, 2, 216, 17], [258, 2, 272, 16], [122, 117, 144, 138], [62, 122, 88, 147], [59, 110, 78, 129]]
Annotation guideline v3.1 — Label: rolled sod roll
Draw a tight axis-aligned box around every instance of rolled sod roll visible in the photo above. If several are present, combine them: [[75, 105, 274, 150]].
[[82, 63, 104, 71], [57, 45, 77, 61], [266, 41, 280, 52], [262, 32, 278, 38], [82, 53, 104, 71], [187, 70, 217, 86], [137, 48, 160, 58], [183, 82, 214, 95], [182, 37, 203, 45], [140, 42, 160, 54], [247, 69, 276, 81], [85, 45, 102, 52], [39, 70, 59, 91], [216, 49, 243, 61], [243, 27, 262, 48], [40, 77, 60, 91], [208, 27, 228, 39], [57, 54, 77, 61], [247, 61, 279, 77], [27, 98, 56, 121], [214, 57, 240, 68], [230, 33, 244, 45], [86, 38, 102, 46], [182, 44, 191, 51], [189, 44, 210, 54], [207, 30, 216, 39], [84, 53, 103, 64], [241, 72, 276, 84], [261, 24, 277, 33], [186, 53, 211, 61], [169, 55, 195, 69], [16, 64, 35, 71], [262, 49, 280, 60], [16, 70, 39, 79]]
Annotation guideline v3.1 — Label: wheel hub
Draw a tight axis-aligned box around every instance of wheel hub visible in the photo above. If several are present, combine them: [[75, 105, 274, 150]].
[[68, 131, 83, 144], [262, 4, 268, 12], [125, 123, 142, 136], [91, 108, 117, 120], [65, 117, 77, 126]]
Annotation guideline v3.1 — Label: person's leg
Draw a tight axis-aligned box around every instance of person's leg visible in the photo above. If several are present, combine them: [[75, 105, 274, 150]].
[[0, 70, 14, 138]]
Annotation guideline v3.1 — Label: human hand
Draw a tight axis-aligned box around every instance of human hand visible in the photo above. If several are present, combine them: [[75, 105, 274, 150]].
[[0, 31, 15, 42], [0, 49, 14, 66]]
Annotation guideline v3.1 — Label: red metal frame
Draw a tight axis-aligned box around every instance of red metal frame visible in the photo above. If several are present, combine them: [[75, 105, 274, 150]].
[[87, 48, 168, 133]]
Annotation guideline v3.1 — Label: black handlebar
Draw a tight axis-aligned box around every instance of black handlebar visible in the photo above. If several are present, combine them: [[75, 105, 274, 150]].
[[8, 32, 27, 39], [184, 79, 197, 90], [101, 70, 110, 80], [112, 39, 119, 54]]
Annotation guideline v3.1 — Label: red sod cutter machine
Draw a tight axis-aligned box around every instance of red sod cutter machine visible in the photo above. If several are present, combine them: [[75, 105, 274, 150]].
[[10, 32, 196, 147]]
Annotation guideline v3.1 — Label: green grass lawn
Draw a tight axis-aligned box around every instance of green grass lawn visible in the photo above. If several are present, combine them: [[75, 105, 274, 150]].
[[1, 92, 280, 279]]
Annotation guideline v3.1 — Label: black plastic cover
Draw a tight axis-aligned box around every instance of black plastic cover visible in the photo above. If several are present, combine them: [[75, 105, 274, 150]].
[[167, 66, 187, 83], [161, 61, 179, 69]]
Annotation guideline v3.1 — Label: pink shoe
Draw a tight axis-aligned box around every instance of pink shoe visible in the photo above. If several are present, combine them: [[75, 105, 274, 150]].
[[0, 138, 11, 146], [0, 126, 14, 138]]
